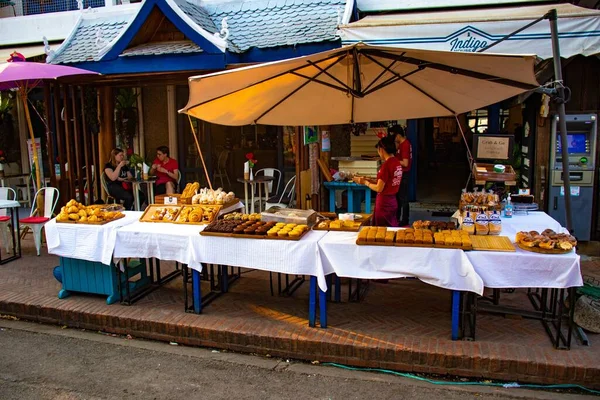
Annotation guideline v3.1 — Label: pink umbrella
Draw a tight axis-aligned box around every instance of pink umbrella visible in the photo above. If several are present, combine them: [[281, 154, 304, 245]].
[[0, 52, 99, 191]]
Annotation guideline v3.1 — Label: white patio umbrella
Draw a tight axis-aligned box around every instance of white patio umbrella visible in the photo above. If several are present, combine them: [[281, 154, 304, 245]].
[[180, 43, 540, 126]]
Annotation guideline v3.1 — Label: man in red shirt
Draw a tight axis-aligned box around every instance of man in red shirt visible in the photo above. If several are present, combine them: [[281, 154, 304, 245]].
[[391, 125, 412, 227]]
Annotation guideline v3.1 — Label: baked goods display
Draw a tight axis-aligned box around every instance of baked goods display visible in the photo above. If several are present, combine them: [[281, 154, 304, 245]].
[[223, 212, 261, 221], [233, 221, 278, 236], [515, 229, 577, 253], [149, 206, 180, 222], [175, 205, 220, 224], [315, 219, 362, 230], [181, 182, 200, 198], [192, 188, 236, 205], [412, 220, 456, 232], [203, 220, 243, 234], [267, 223, 309, 239], [460, 190, 500, 210], [460, 210, 502, 235], [202, 220, 309, 240], [357, 227, 472, 249], [56, 200, 125, 224]]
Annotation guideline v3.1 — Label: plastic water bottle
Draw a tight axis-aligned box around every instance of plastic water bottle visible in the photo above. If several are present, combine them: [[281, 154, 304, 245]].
[[504, 194, 513, 218]]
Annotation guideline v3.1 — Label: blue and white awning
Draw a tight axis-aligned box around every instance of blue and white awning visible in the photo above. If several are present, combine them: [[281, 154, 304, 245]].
[[339, 4, 600, 59]]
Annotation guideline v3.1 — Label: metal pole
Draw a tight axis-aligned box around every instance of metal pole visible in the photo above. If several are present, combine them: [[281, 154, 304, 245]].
[[549, 9, 573, 233]]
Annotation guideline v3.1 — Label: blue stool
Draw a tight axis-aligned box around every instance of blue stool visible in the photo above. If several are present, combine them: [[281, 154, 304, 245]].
[[56, 257, 150, 305]]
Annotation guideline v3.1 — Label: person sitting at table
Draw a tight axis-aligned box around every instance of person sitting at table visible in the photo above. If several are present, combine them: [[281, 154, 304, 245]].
[[151, 146, 179, 195], [104, 148, 137, 210], [355, 136, 402, 227]]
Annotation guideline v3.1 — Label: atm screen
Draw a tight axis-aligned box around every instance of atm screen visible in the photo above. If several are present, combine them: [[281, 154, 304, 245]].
[[557, 133, 587, 154]]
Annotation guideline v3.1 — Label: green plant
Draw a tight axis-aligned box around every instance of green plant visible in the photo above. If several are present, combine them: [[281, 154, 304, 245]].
[[0, 92, 13, 121], [115, 88, 139, 150]]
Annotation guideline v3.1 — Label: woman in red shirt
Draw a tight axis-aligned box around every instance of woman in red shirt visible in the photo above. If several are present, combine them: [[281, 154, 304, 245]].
[[151, 146, 180, 195], [356, 136, 403, 227]]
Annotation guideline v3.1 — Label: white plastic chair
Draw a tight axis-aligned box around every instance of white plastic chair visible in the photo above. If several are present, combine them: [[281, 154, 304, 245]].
[[0, 187, 17, 253], [20, 187, 59, 256], [265, 175, 296, 210], [254, 168, 282, 209]]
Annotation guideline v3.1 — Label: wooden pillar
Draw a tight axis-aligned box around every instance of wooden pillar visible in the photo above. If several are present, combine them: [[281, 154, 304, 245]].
[[43, 85, 56, 187], [71, 86, 85, 204], [62, 85, 75, 201], [98, 86, 115, 200], [80, 86, 93, 204]]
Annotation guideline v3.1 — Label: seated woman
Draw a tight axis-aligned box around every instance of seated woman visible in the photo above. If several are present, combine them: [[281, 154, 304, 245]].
[[104, 148, 145, 210], [355, 136, 402, 227], [151, 146, 179, 195]]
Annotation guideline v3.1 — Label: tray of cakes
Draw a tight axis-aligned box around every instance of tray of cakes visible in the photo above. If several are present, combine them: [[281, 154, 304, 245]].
[[515, 229, 577, 254], [313, 212, 370, 231], [56, 200, 125, 225], [201, 220, 309, 240], [139, 205, 182, 222], [175, 205, 221, 224], [356, 227, 472, 250]]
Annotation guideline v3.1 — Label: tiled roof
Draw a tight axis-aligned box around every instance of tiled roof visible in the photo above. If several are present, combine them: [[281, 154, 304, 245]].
[[50, 0, 346, 65], [121, 40, 203, 56], [50, 14, 133, 64], [191, 0, 346, 53]]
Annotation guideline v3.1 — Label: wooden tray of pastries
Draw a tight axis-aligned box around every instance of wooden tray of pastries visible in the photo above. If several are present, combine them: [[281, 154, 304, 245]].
[[56, 200, 126, 225], [139, 205, 182, 223], [398, 228, 472, 250], [356, 227, 396, 246], [265, 222, 310, 240], [515, 229, 576, 254], [313, 212, 371, 232], [175, 205, 221, 225]]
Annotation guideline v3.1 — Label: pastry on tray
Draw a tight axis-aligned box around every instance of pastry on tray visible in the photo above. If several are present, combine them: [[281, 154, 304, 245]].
[[515, 229, 576, 252]]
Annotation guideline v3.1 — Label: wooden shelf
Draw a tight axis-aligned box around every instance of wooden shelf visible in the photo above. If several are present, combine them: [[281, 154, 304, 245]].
[[473, 163, 517, 186]]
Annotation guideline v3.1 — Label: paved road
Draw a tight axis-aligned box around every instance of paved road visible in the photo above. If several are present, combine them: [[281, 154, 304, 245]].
[[0, 319, 595, 400]]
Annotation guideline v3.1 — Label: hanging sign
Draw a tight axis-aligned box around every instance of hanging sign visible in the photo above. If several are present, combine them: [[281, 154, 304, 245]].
[[473, 134, 514, 161], [321, 130, 331, 152], [304, 126, 319, 145]]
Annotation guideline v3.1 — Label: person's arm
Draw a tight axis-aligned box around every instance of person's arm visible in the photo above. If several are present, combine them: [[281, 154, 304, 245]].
[[399, 145, 410, 167], [104, 165, 122, 182], [366, 179, 385, 193]]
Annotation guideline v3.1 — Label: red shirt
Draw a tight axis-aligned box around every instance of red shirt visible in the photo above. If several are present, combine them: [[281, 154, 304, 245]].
[[153, 157, 179, 185], [396, 139, 412, 172], [376, 157, 402, 196]]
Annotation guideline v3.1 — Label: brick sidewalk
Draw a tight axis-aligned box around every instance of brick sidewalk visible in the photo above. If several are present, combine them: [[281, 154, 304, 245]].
[[1, 237, 599, 389]]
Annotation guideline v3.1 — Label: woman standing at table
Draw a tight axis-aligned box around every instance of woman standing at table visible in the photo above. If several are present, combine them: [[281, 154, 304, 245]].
[[355, 136, 403, 227], [151, 146, 179, 195], [104, 148, 138, 210]]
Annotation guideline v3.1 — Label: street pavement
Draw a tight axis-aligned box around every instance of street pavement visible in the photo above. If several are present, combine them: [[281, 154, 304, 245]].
[[0, 319, 596, 400]]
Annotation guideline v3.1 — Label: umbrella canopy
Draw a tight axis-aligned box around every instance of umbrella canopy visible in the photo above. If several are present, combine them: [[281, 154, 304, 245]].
[[181, 43, 540, 126], [0, 57, 98, 91], [0, 53, 99, 193]]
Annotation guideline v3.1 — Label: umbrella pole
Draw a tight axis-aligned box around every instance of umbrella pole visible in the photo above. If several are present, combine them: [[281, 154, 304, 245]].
[[187, 116, 213, 190], [548, 9, 573, 233], [19, 89, 43, 207]]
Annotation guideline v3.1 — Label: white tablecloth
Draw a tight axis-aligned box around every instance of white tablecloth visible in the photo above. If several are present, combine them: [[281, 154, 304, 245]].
[[191, 228, 329, 291], [318, 232, 484, 295], [466, 212, 582, 289], [113, 219, 201, 267], [45, 211, 140, 265]]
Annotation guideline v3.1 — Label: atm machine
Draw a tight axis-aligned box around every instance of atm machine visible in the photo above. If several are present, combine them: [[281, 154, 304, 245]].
[[549, 114, 597, 241]]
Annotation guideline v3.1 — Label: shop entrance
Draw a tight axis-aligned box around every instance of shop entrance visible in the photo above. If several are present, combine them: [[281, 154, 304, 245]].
[[416, 117, 471, 206]]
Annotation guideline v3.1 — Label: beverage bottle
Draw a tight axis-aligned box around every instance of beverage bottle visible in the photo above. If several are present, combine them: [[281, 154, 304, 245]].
[[504, 194, 513, 218]]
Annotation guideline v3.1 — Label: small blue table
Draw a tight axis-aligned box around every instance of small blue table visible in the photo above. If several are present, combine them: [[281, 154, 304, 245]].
[[323, 181, 371, 213]]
